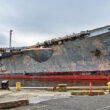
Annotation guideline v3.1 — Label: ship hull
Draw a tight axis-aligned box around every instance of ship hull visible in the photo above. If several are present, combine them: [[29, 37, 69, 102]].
[[0, 71, 110, 79], [1, 26, 110, 81], [0, 75, 110, 80]]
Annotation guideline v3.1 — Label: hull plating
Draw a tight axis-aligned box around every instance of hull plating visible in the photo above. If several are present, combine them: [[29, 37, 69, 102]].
[[0, 75, 110, 79], [0, 71, 110, 79], [1, 26, 110, 80]]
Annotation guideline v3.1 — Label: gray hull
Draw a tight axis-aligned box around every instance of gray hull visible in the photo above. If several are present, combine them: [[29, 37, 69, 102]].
[[0, 26, 110, 74]]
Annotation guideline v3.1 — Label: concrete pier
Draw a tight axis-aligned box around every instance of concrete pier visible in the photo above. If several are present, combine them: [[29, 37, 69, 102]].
[[0, 100, 29, 109]]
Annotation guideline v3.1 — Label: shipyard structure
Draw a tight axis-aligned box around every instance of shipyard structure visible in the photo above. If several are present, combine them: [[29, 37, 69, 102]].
[[0, 25, 110, 79]]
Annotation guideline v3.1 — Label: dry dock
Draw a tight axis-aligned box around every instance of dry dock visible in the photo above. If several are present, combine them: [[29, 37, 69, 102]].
[[15, 94, 110, 110], [0, 86, 109, 109]]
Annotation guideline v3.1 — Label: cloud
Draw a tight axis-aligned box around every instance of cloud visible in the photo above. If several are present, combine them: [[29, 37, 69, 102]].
[[0, 0, 110, 47], [0, 33, 9, 47]]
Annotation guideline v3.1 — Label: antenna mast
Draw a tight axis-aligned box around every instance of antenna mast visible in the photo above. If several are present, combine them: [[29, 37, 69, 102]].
[[9, 30, 13, 49]]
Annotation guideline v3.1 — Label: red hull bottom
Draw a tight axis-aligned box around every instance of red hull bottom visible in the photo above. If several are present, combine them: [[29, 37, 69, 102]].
[[0, 75, 110, 79]]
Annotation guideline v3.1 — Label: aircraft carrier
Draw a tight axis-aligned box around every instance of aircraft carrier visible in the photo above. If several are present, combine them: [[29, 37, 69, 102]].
[[0, 25, 110, 79]]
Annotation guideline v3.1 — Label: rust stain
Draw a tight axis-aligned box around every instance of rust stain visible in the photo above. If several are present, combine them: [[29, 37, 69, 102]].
[[98, 63, 105, 70], [53, 45, 64, 56], [94, 38, 103, 49], [94, 38, 108, 55], [77, 61, 87, 66], [81, 54, 85, 58], [71, 62, 76, 69], [84, 38, 89, 45], [23, 56, 30, 65], [101, 49, 108, 55], [34, 50, 40, 56]]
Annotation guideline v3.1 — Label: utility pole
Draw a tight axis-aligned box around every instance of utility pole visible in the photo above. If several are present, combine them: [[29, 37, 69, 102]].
[[10, 30, 13, 49]]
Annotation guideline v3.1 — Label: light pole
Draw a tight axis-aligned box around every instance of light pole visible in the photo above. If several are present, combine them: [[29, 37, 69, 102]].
[[10, 30, 13, 49]]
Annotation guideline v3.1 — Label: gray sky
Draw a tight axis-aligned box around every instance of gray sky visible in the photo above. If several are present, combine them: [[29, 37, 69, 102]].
[[0, 0, 110, 47]]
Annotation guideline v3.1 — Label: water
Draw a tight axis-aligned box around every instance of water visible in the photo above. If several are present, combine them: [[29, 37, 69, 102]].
[[0, 79, 109, 87]]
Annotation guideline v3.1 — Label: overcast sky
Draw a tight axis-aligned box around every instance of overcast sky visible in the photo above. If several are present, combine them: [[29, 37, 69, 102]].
[[0, 0, 110, 47]]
